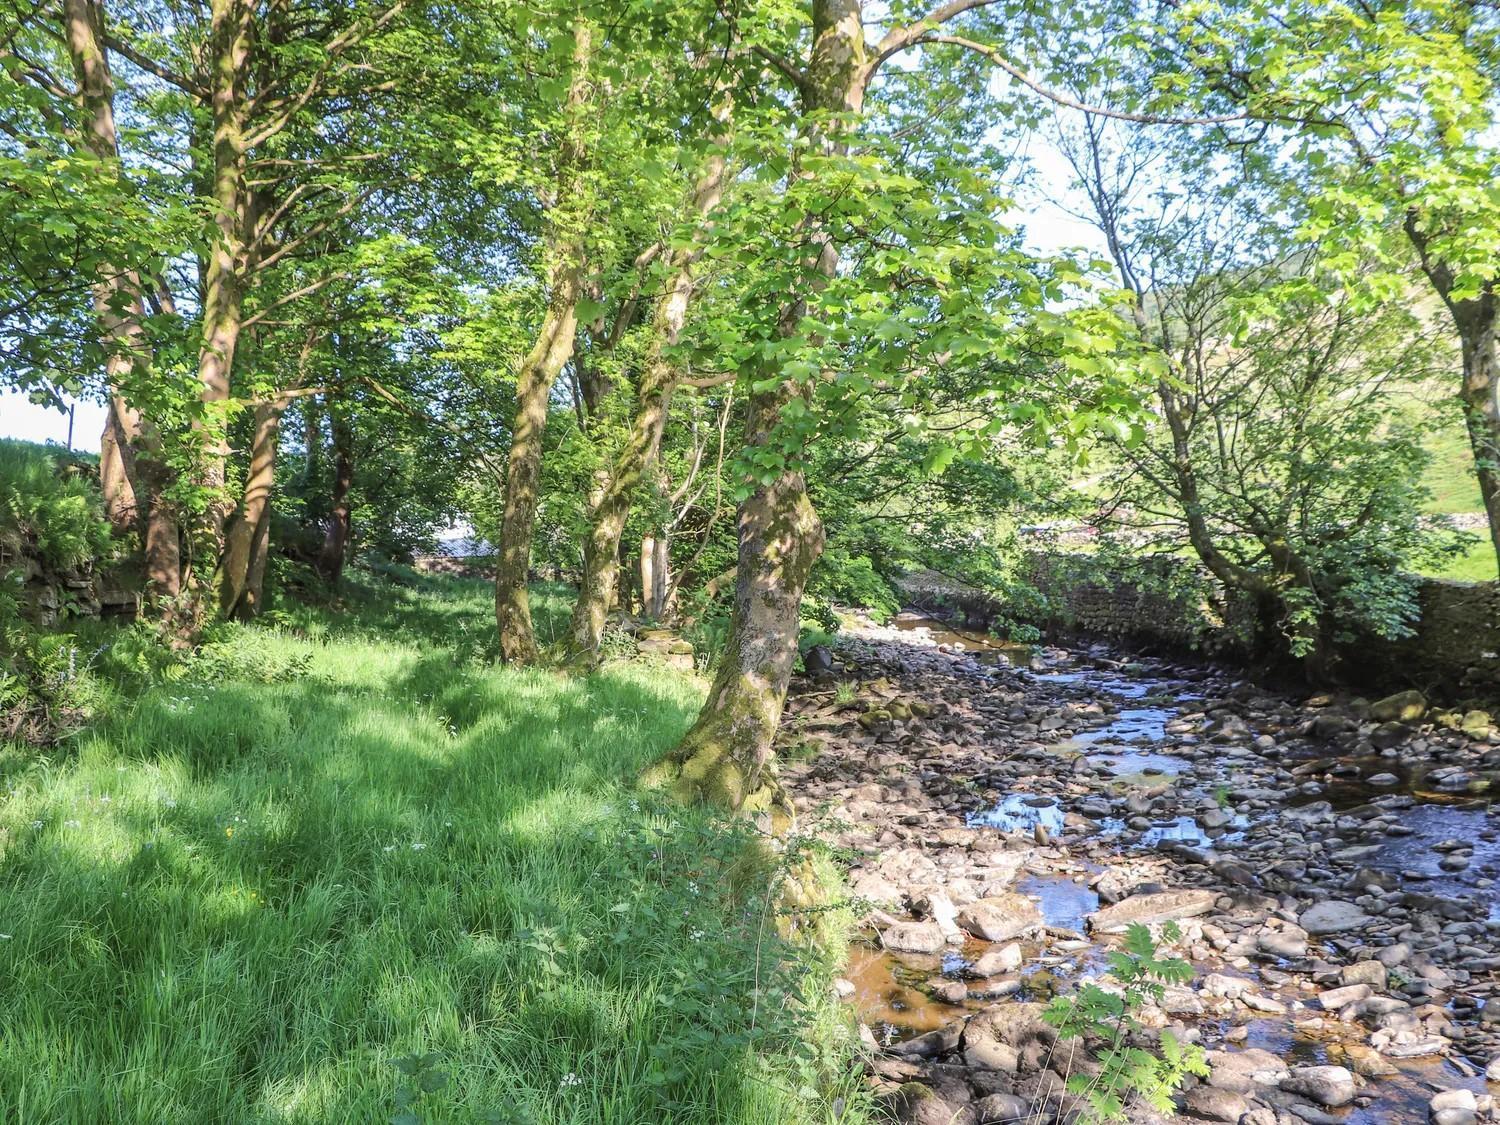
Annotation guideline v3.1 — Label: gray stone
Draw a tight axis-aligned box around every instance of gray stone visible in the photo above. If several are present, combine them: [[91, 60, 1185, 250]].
[[957, 894, 1043, 942], [1183, 1086, 1248, 1121], [1085, 889, 1217, 933], [881, 920, 946, 954], [1280, 1065, 1356, 1107], [967, 942, 1022, 977], [1298, 901, 1371, 935]]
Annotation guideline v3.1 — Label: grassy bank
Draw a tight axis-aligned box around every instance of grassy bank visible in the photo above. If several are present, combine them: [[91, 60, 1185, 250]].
[[0, 569, 866, 1124]]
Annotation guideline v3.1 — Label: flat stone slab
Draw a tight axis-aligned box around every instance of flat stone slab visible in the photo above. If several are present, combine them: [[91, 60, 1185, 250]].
[[1085, 889, 1217, 933], [1299, 900, 1372, 935], [956, 893, 1043, 942]]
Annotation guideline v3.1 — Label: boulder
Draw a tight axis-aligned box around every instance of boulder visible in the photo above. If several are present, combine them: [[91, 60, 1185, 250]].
[[881, 920, 946, 954], [1369, 690, 1427, 723], [1086, 889, 1217, 933], [957, 894, 1043, 942], [1280, 1065, 1356, 1107], [1183, 1086, 1249, 1121]]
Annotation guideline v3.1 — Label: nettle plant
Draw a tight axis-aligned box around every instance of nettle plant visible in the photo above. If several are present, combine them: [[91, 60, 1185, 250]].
[[1042, 921, 1208, 1122]]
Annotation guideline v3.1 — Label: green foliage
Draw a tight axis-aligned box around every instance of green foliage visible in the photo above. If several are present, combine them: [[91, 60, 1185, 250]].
[[808, 549, 898, 621], [1043, 922, 1208, 1122], [0, 440, 112, 574]]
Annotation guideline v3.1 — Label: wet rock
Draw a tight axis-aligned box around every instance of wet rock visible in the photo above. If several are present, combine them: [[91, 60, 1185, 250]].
[[1279, 1064, 1356, 1107], [1429, 1087, 1477, 1125], [1084, 889, 1217, 933], [1339, 960, 1388, 988], [1298, 900, 1372, 935], [882, 920, 947, 954], [967, 943, 1023, 977], [956, 894, 1043, 942]]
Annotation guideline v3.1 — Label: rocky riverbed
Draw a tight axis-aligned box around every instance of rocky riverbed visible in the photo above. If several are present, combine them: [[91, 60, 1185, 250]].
[[781, 613, 1500, 1124]]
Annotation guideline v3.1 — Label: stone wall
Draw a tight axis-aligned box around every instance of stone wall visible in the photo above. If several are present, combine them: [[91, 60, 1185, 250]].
[[902, 556, 1500, 702]]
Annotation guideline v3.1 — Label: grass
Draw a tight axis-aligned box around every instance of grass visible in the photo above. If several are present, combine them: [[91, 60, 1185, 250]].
[[0, 567, 868, 1124]]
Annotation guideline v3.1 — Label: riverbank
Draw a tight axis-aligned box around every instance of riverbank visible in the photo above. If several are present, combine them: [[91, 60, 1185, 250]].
[[785, 613, 1500, 1123]]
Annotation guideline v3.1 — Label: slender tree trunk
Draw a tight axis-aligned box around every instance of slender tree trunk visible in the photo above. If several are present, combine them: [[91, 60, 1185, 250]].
[[1456, 291, 1500, 569], [646, 0, 864, 818], [192, 0, 253, 594], [318, 408, 354, 583], [494, 23, 594, 664], [62, 0, 182, 603], [1406, 216, 1500, 573], [564, 148, 729, 663], [220, 400, 284, 618]]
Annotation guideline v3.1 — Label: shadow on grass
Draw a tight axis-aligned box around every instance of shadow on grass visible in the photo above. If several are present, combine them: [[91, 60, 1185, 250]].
[[0, 576, 861, 1124]]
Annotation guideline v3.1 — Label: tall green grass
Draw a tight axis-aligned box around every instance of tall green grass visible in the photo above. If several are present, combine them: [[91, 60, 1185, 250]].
[[0, 570, 866, 1124]]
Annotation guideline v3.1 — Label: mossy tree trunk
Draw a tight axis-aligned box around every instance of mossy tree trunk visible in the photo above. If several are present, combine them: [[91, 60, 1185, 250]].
[[565, 144, 729, 665], [495, 23, 595, 664], [646, 0, 866, 818]]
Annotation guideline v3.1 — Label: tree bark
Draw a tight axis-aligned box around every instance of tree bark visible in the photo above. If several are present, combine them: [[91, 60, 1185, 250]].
[[1405, 215, 1500, 573], [646, 0, 865, 818], [494, 23, 594, 664], [219, 400, 284, 618], [564, 145, 729, 664], [317, 407, 354, 583], [62, 0, 182, 603], [1456, 291, 1500, 569], [191, 0, 253, 593]]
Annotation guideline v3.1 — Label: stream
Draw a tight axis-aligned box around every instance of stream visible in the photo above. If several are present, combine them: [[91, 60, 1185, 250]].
[[780, 612, 1500, 1124]]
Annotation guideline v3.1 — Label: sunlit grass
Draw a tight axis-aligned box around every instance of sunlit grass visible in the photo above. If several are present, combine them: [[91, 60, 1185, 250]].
[[0, 570, 867, 1124]]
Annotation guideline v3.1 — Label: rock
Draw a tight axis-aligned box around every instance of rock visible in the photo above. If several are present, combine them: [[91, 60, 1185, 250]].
[[956, 894, 1043, 942], [1183, 1086, 1249, 1121], [881, 920, 947, 954], [1369, 690, 1427, 723], [1430, 1088, 1477, 1125], [1084, 889, 1217, 933], [1207, 1048, 1289, 1093], [1486, 1056, 1500, 1082], [1316, 983, 1372, 1011], [850, 871, 904, 905], [1339, 960, 1388, 988], [968, 943, 1023, 977], [1280, 1065, 1356, 1107], [972, 1092, 1029, 1123], [1371, 722, 1410, 751], [882, 1082, 974, 1125], [803, 644, 835, 674], [1298, 901, 1371, 935], [1257, 929, 1309, 959]]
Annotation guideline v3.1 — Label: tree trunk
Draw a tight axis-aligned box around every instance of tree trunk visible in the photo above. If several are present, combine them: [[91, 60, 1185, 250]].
[[1406, 215, 1500, 573], [1456, 289, 1500, 570], [564, 143, 729, 664], [317, 408, 354, 583], [62, 0, 182, 604], [220, 400, 283, 619], [494, 23, 594, 664], [191, 0, 253, 593], [640, 386, 824, 826], [645, 0, 864, 816]]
